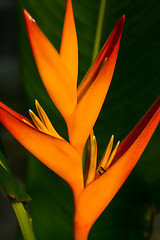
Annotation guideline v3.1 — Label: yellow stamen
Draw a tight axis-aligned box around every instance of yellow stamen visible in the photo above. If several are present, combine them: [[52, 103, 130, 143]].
[[96, 136, 120, 177], [104, 140, 120, 170], [85, 130, 97, 186], [35, 100, 62, 139], [97, 135, 114, 174], [29, 109, 51, 135], [22, 118, 35, 128]]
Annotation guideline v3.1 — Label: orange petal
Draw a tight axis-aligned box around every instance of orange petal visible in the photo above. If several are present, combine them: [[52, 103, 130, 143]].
[[23, 9, 77, 121], [0, 106, 84, 201], [68, 16, 125, 153], [74, 97, 160, 237], [35, 100, 63, 139], [60, 0, 78, 82]]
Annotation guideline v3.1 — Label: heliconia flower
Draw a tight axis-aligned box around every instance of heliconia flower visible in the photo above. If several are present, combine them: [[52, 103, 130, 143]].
[[0, 0, 159, 239]]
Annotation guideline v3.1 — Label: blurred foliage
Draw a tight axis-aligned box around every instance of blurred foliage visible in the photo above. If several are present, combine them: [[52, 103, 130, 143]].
[[11, 0, 160, 239], [0, 148, 31, 203], [0, 136, 31, 203]]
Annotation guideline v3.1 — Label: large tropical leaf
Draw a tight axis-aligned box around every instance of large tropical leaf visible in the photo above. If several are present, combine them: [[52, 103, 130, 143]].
[[0, 150, 31, 202], [0, 139, 31, 203], [11, 0, 160, 239]]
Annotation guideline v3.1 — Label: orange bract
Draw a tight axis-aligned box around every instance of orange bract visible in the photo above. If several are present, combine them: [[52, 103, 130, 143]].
[[23, 9, 77, 122], [0, 0, 159, 239], [60, 0, 78, 82], [68, 16, 125, 153], [0, 102, 84, 202]]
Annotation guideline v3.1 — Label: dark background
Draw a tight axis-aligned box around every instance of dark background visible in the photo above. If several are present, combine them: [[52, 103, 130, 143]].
[[0, 0, 160, 239], [0, 0, 26, 239]]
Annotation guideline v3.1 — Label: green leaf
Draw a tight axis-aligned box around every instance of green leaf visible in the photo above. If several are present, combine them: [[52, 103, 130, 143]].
[[0, 151, 31, 203], [15, 0, 160, 239]]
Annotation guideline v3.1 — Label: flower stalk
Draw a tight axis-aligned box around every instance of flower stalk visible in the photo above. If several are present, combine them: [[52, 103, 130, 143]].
[[11, 199, 36, 240], [92, 0, 107, 61], [74, 220, 89, 240]]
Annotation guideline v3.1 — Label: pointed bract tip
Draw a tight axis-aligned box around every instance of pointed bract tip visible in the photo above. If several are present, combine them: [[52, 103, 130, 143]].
[[115, 15, 125, 29], [119, 14, 125, 24], [29, 109, 33, 114], [22, 9, 35, 22]]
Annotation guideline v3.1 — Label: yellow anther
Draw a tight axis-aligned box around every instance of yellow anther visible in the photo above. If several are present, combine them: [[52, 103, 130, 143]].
[[97, 167, 106, 176], [104, 140, 120, 170], [85, 129, 97, 186], [29, 109, 51, 135], [35, 100, 62, 139], [97, 135, 114, 174], [96, 136, 120, 177], [22, 118, 35, 128]]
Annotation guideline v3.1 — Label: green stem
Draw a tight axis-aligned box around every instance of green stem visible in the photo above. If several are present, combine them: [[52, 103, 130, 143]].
[[92, 0, 107, 61], [11, 199, 36, 240]]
